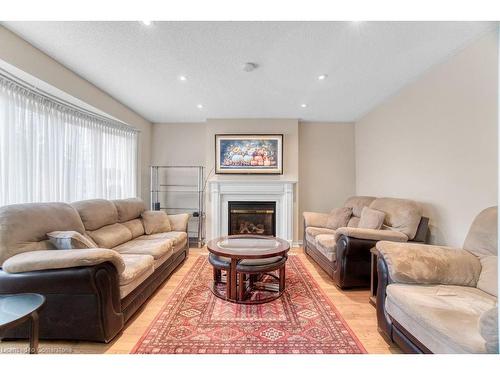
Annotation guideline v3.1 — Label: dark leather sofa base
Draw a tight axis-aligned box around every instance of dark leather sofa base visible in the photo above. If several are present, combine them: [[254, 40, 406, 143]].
[[0, 243, 189, 343]]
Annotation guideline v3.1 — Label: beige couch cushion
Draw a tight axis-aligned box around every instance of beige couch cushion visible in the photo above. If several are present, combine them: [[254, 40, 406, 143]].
[[87, 223, 132, 249], [305, 227, 336, 245], [113, 237, 173, 260], [2, 248, 126, 274], [142, 210, 172, 234], [358, 207, 385, 230], [377, 241, 481, 286], [0, 202, 85, 265], [139, 231, 188, 246], [122, 219, 145, 239], [477, 255, 498, 297], [479, 307, 499, 354], [315, 234, 336, 262], [119, 254, 155, 298], [343, 196, 376, 218], [386, 284, 496, 353], [71, 199, 118, 231], [326, 207, 352, 230], [47, 231, 97, 249], [369, 198, 422, 240], [347, 216, 360, 228], [112, 198, 146, 223], [463, 206, 498, 257], [168, 213, 190, 232]]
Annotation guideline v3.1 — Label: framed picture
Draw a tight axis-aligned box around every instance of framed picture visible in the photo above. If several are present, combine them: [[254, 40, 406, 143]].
[[215, 134, 283, 174]]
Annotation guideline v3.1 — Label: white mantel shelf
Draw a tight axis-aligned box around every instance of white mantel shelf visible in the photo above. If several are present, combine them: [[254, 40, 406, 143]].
[[208, 178, 297, 244]]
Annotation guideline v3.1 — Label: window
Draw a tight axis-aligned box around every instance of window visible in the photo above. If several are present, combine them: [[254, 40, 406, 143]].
[[0, 75, 138, 205]]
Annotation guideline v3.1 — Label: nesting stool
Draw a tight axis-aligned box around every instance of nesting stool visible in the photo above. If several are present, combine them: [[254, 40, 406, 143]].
[[236, 255, 287, 304], [208, 253, 231, 298]]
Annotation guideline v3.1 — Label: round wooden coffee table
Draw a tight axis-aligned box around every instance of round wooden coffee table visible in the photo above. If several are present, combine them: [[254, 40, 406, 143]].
[[206, 235, 290, 304]]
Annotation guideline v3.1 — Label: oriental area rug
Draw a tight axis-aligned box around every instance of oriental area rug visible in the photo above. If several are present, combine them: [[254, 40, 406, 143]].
[[131, 255, 366, 354]]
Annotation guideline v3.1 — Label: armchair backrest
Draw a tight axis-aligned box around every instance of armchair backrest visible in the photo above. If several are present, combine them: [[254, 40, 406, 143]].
[[463, 206, 497, 256], [0, 202, 85, 265], [369, 198, 423, 240]]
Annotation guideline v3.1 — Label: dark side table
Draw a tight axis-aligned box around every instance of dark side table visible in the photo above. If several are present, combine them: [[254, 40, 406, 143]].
[[0, 293, 45, 354]]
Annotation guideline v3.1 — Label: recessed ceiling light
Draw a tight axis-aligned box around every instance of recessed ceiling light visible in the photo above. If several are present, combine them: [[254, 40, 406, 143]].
[[300, 104, 307, 108], [317, 74, 328, 81], [141, 21, 152, 26], [179, 75, 187, 81], [197, 104, 203, 109]]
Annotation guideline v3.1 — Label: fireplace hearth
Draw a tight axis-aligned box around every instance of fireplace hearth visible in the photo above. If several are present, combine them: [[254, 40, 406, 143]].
[[228, 201, 276, 236]]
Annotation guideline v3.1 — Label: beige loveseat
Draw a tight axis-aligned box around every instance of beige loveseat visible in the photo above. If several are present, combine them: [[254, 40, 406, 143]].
[[376, 206, 498, 354], [303, 196, 429, 288], [0, 198, 189, 342]]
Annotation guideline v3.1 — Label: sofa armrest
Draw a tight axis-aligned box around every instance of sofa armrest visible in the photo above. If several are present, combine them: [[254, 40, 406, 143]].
[[375, 241, 481, 286], [168, 213, 190, 232], [2, 248, 126, 274], [303, 212, 329, 228], [334, 227, 408, 242]]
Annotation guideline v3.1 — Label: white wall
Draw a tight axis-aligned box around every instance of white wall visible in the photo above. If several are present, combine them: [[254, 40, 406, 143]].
[[355, 31, 498, 247], [298, 122, 356, 238], [0, 26, 153, 204]]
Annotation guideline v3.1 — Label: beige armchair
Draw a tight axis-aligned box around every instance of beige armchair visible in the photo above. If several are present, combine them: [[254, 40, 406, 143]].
[[376, 206, 498, 354]]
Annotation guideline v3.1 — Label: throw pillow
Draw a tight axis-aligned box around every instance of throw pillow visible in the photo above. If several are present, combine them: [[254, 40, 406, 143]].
[[358, 207, 386, 230], [326, 207, 352, 230], [47, 231, 97, 249], [142, 210, 172, 234]]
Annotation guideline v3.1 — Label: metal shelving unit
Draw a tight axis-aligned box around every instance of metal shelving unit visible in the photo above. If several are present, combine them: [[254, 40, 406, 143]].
[[150, 166, 205, 247]]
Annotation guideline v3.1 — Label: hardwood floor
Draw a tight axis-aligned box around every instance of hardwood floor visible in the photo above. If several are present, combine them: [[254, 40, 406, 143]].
[[0, 247, 400, 354]]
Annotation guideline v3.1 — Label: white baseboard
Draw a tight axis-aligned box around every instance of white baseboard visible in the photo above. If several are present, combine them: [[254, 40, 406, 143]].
[[292, 240, 303, 248]]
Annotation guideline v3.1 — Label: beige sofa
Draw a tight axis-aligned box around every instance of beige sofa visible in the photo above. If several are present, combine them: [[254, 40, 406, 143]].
[[303, 196, 429, 288], [0, 198, 189, 342], [376, 206, 498, 354]]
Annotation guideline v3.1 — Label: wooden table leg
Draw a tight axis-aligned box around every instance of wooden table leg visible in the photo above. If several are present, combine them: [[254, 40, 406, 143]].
[[29, 311, 39, 354], [230, 259, 238, 300], [279, 264, 286, 293], [238, 273, 246, 301]]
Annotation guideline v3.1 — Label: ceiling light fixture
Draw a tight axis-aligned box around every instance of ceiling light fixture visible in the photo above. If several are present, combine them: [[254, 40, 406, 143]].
[[179, 75, 187, 81], [242, 62, 258, 72], [300, 104, 307, 108], [141, 21, 152, 26], [317, 74, 328, 81], [197, 104, 203, 109]]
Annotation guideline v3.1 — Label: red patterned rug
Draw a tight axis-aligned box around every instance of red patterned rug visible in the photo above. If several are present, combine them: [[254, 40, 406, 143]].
[[131, 255, 366, 354]]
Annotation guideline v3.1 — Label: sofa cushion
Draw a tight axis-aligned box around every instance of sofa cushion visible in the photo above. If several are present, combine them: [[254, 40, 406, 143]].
[[71, 199, 118, 231], [386, 284, 496, 353], [463, 206, 498, 257], [47, 231, 97, 249], [358, 207, 385, 230], [343, 196, 376, 218], [347, 216, 360, 228], [142, 210, 172, 234], [112, 198, 146, 223], [122, 219, 145, 239], [139, 231, 188, 246], [113, 237, 173, 260], [87, 223, 132, 249], [315, 234, 336, 262], [0, 202, 86, 265], [305, 226, 336, 238], [477, 255, 498, 297], [168, 213, 190, 232], [369, 198, 422, 240], [119, 254, 155, 298], [479, 307, 499, 353], [326, 207, 352, 230]]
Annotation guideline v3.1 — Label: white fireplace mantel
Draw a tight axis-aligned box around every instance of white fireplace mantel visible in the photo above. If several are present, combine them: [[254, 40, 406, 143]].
[[208, 179, 297, 244]]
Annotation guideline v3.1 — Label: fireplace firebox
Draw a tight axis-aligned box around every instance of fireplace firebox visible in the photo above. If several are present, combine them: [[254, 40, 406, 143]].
[[228, 201, 276, 236]]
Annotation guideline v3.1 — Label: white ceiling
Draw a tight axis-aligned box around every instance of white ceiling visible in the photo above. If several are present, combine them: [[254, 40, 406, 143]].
[[1, 21, 495, 123]]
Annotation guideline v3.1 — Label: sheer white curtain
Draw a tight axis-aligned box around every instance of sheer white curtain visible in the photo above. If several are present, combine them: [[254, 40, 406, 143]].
[[0, 76, 138, 206]]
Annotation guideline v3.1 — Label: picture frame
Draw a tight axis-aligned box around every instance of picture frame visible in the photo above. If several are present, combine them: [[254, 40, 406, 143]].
[[215, 134, 283, 174]]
